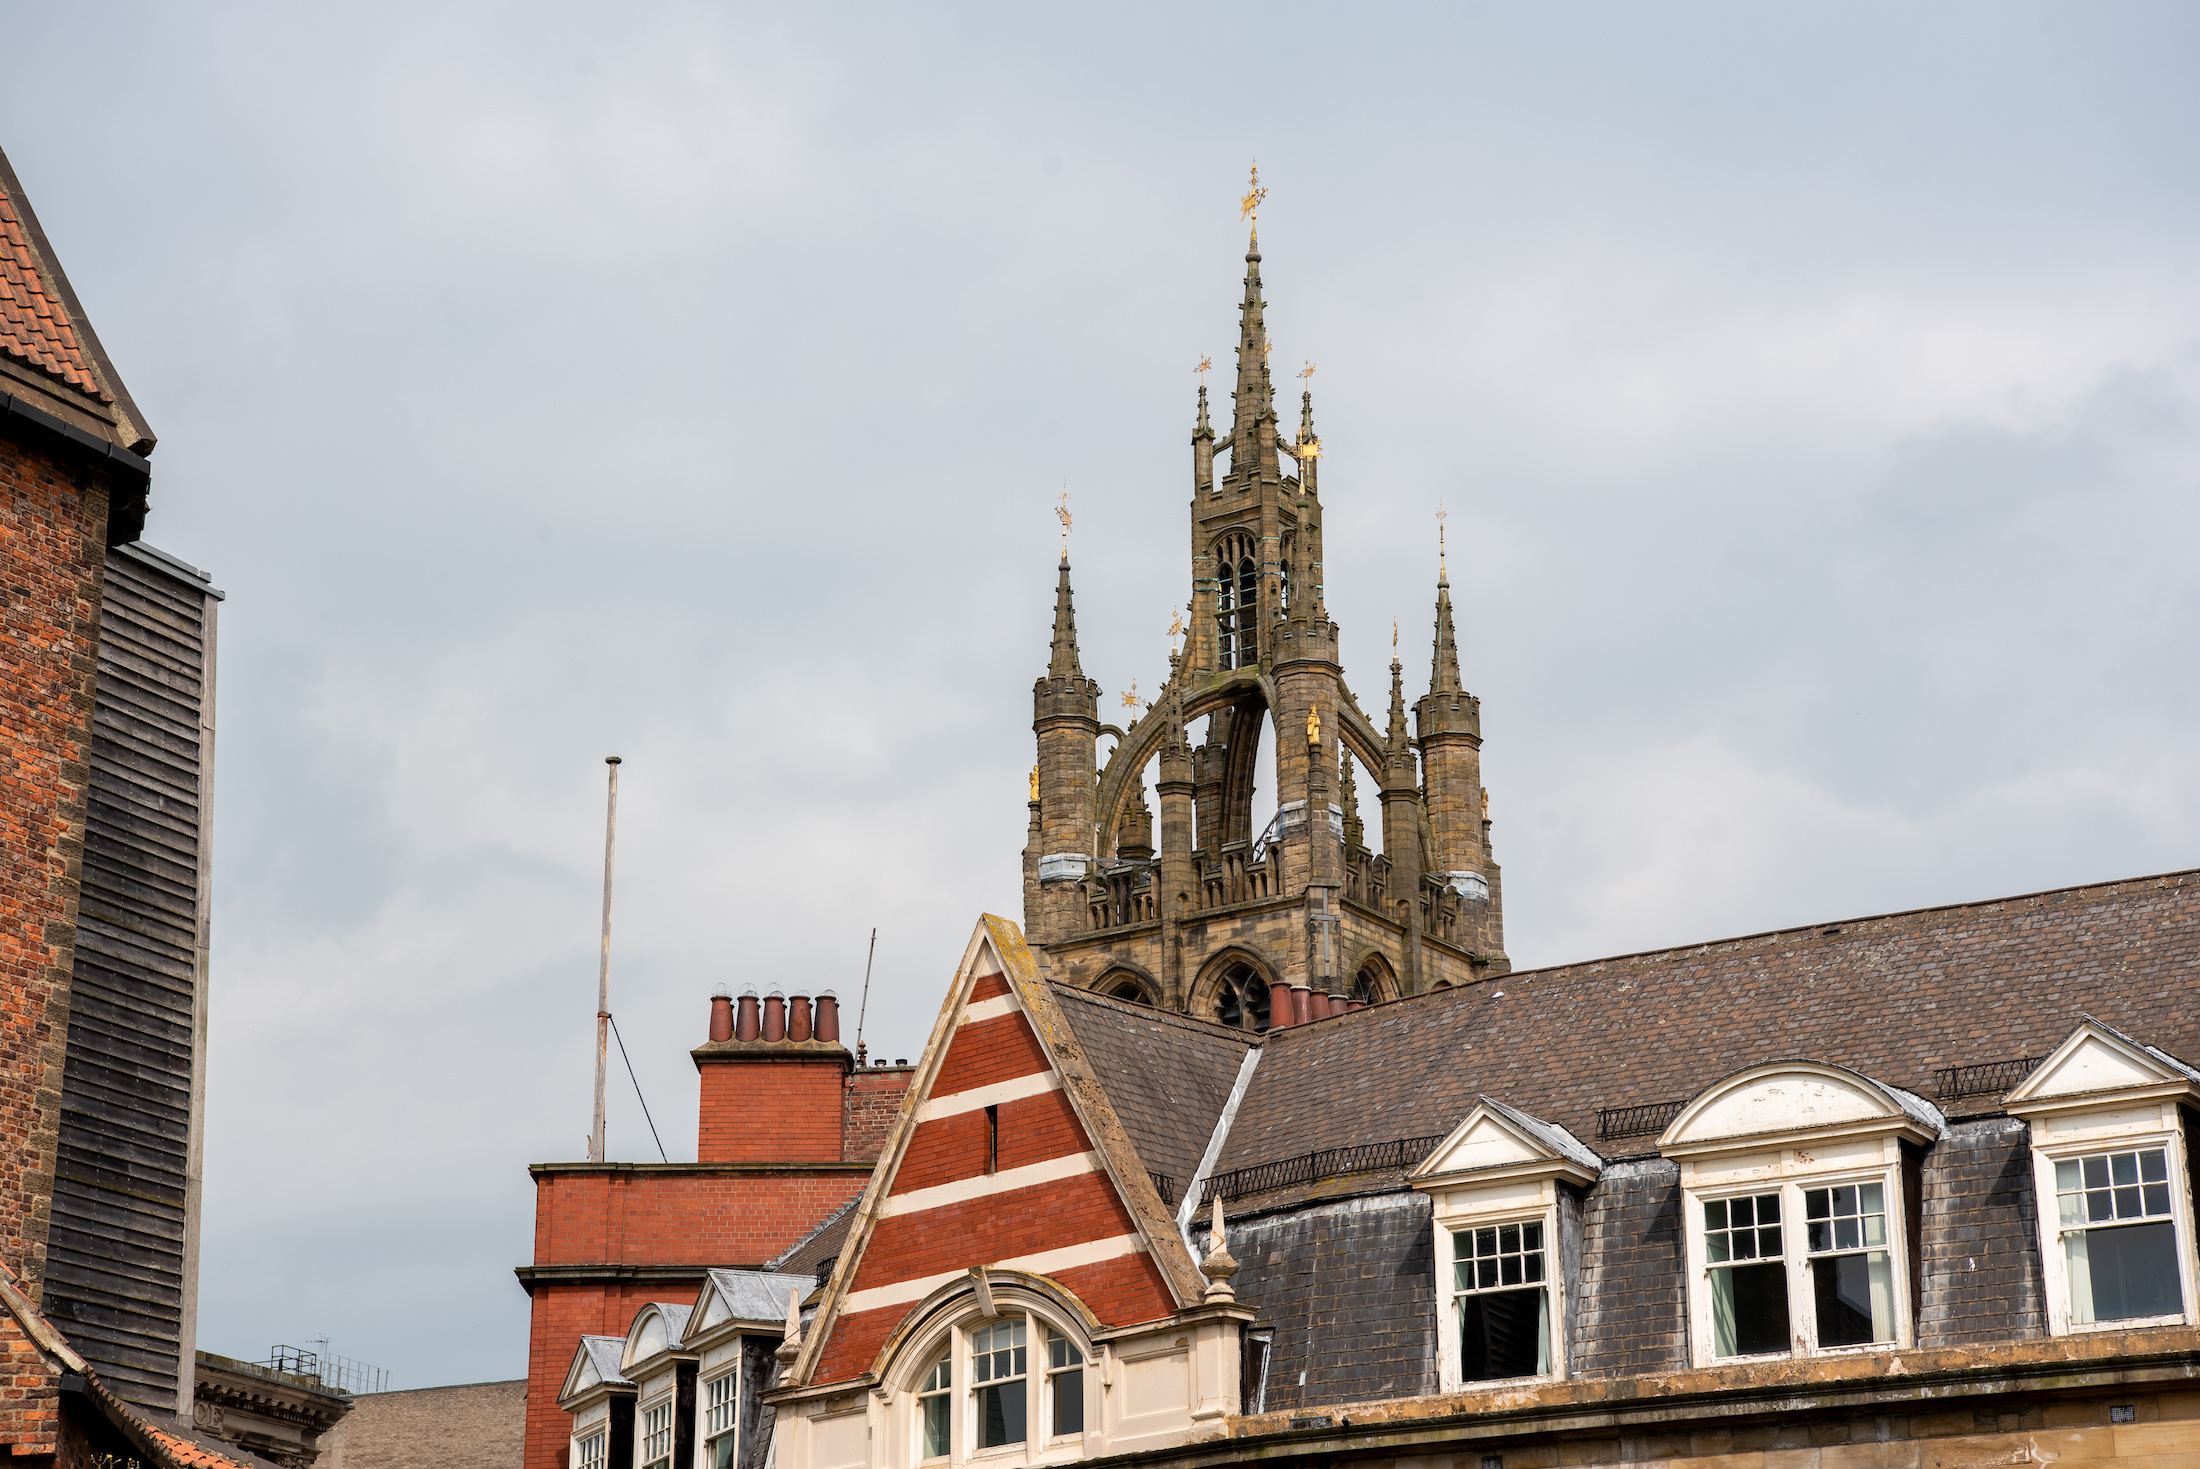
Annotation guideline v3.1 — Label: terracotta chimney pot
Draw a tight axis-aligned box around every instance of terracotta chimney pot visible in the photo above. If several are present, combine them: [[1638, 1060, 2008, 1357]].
[[814, 990, 841, 1042], [788, 992, 813, 1042], [709, 989, 734, 1042], [761, 990, 786, 1042], [735, 986, 760, 1041], [1267, 979, 1294, 1030]]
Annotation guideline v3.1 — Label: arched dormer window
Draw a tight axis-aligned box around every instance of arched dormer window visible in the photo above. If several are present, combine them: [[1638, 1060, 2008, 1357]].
[[1658, 1061, 1944, 1366], [879, 1275, 1095, 1469], [1213, 533, 1260, 669]]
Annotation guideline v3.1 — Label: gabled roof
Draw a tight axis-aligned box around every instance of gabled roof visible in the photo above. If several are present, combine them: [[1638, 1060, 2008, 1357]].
[[1410, 1096, 1601, 1191], [0, 145, 153, 452], [690, 1269, 813, 1338], [788, 915, 1203, 1391], [1211, 867, 2200, 1203], [2003, 1016, 2200, 1113], [560, 1336, 633, 1403]]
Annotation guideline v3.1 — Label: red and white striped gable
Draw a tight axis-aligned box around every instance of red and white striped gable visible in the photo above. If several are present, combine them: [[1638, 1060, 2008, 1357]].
[[795, 915, 1197, 1388]]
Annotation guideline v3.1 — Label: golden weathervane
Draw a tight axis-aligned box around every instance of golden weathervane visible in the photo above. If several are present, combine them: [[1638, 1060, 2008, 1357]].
[[1239, 161, 1268, 232], [1299, 360, 1316, 384], [1056, 487, 1072, 549], [1168, 606, 1185, 653], [1122, 680, 1141, 710], [1195, 356, 1212, 384]]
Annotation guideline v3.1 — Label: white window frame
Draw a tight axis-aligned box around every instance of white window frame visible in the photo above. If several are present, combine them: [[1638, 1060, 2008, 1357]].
[[638, 1392, 676, 1469], [887, 1303, 1094, 1469], [575, 1428, 607, 1469], [701, 1367, 739, 1469], [1408, 1101, 1601, 1394], [2003, 1020, 2200, 1338], [1660, 1062, 1940, 1370], [1681, 1165, 1912, 1364], [2023, 1116, 2197, 1335]]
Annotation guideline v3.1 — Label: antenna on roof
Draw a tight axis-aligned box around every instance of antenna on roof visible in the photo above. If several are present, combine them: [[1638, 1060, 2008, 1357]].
[[589, 757, 621, 1163], [854, 927, 878, 1064]]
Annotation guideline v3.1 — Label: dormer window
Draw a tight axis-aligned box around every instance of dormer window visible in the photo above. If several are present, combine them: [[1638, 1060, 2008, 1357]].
[[1660, 1061, 1940, 1366], [1410, 1096, 1601, 1390], [2003, 1019, 2200, 1335], [577, 1430, 607, 1469], [881, 1280, 1095, 1468], [640, 1396, 675, 1469]]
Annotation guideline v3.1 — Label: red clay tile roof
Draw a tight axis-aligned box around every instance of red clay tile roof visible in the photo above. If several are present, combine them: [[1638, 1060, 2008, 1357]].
[[148, 1426, 261, 1468], [0, 182, 112, 402]]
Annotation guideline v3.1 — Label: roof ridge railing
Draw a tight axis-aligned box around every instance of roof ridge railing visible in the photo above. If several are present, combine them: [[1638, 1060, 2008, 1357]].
[[1198, 1134, 1446, 1205], [1147, 1171, 1178, 1205], [1933, 1055, 2043, 1101], [1595, 1100, 1686, 1140]]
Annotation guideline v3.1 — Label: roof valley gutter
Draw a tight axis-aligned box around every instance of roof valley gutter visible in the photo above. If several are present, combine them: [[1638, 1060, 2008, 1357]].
[[1177, 1045, 1263, 1256]]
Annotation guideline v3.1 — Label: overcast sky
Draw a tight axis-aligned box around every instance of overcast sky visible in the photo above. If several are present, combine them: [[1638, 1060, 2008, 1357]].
[[8, 2, 2199, 1389]]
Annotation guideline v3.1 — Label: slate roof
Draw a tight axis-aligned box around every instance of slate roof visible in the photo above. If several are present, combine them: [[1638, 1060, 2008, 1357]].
[[767, 1193, 862, 1279], [1214, 868, 2200, 1196], [698, 1268, 814, 1327], [1050, 985, 1257, 1197], [579, 1335, 631, 1388]]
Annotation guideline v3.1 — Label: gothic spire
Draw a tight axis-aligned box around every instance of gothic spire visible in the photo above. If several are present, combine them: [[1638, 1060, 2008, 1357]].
[[1227, 233, 1275, 472], [1386, 649, 1412, 763], [1048, 554, 1086, 680], [1429, 568, 1464, 697], [1195, 382, 1212, 441]]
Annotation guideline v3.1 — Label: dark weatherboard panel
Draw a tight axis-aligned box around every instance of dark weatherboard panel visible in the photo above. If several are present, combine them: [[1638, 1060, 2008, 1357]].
[[47, 545, 218, 1414]]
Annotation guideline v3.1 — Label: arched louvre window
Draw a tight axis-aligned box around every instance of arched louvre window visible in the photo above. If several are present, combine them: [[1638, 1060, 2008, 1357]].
[[1214, 962, 1271, 1032], [1214, 533, 1261, 670]]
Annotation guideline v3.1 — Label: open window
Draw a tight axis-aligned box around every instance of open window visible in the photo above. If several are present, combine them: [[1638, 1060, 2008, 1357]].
[[2003, 1019, 2200, 1334], [1410, 1096, 1601, 1389], [1659, 1062, 1941, 1366]]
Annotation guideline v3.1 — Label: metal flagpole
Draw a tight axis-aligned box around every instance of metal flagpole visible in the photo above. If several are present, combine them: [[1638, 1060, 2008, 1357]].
[[590, 756, 621, 1163], [854, 928, 878, 1062]]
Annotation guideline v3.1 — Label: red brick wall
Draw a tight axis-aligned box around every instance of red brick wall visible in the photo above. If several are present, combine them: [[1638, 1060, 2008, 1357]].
[[893, 1090, 1087, 1194], [524, 1279, 682, 1469], [698, 1057, 846, 1162], [531, 1168, 866, 1267], [932, 1014, 1048, 1097], [0, 433, 107, 1456], [842, 1067, 912, 1162]]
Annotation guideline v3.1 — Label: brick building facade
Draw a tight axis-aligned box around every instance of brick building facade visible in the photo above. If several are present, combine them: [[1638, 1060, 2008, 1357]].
[[519, 990, 914, 1469], [0, 140, 257, 1469]]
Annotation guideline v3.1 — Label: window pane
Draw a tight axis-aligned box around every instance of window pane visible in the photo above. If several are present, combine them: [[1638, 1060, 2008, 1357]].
[[2083, 1156, 2109, 1189], [1860, 1183, 1884, 1215], [1812, 1251, 1895, 1347], [2111, 1153, 2139, 1187], [1705, 1199, 1729, 1231], [1523, 1222, 1544, 1251], [2056, 1159, 2081, 1194], [712, 1433, 738, 1469], [1499, 1224, 1520, 1254], [1805, 1189, 1829, 1221], [1454, 1221, 1545, 1295], [1711, 1262, 1790, 1358], [1052, 1367, 1084, 1437], [2067, 1221, 2182, 1323], [923, 1392, 951, 1458], [2141, 1151, 2169, 1183], [1458, 1287, 1548, 1381], [978, 1382, 1026, 1448]]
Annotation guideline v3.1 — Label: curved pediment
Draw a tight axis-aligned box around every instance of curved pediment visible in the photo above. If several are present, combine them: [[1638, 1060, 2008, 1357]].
[[1659, 1061, 1939, 1153], [620, 1302, 693, 1374]]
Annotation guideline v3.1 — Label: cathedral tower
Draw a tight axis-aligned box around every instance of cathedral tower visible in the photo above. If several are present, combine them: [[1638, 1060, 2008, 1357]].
[[1021, 193, 1508, 1029]]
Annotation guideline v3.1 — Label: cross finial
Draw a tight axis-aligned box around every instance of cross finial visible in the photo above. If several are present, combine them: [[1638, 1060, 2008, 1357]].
[[1056, 486, 1072, 550], [1239, 161, 1268, 236], [1436, 502, 1448, 578], [1122, 679, 1140, 710], [1195, 356, 1212, 384], [1299, 360, 1315, 384]]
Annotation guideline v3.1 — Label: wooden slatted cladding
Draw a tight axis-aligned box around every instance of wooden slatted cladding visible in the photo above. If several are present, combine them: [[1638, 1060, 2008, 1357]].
[[810, 966, 1176, 1384], [48, 545, 217, 1413]]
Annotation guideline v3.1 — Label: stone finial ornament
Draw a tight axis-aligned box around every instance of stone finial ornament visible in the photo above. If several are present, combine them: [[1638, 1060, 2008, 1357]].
[[1200, 1195, 1240, 1303], [775, 1287, 804, 1365]]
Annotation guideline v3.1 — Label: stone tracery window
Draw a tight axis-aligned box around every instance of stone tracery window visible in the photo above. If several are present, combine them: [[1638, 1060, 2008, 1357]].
[[1213, 962, 1270, 1032], [1215, 533, 1260, 669]]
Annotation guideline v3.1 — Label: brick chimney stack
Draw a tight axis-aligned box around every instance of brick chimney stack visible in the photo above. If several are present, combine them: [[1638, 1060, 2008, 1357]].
[[692, 986, 853, 1163]]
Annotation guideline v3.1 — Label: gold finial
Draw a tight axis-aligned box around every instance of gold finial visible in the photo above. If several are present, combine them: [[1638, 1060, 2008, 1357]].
[[1030, 766, 1040, 802], [1239, 161, 1268, 234], [1262, 337, 1275, 359], [1195, 356, 1212, 384], [1299, 360, 1315, 384], [1056, 486, 1072, 550], [1306, 705, 1321, 746], [1436, 501, 1448, 578], [1297, 436, 1322, 462], [1122, 679, 1140, 710], [1392, 617, 1398, 651], [1167, 606, 1185, 653]]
